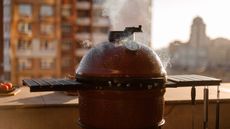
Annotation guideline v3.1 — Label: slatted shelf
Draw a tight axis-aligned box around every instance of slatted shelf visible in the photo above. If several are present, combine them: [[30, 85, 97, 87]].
[[166, 75, 222, 87], [22, 79, 88, 92], [22, 75, 222, 91]]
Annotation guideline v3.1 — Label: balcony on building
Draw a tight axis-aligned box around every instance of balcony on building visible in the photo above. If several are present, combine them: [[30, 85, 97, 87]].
[[92, 0, 104, 9], [75, 32, 90, 41], [92, 33, 107, 44], [76, 1, 91, 10], [92, 17, 110, 27], [16, 40, 56, 57], [75, 48, 88, 57], [92, 4, 102, 10], [76, 18, 91, 26]]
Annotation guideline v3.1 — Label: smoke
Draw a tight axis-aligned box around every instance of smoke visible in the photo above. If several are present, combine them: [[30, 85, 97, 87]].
[[81, 40, 93, 48], [102, 0, 152, 45], [101, 0, 171, 69], [102, 0, 127, 28], [155, 48, 171, 69]]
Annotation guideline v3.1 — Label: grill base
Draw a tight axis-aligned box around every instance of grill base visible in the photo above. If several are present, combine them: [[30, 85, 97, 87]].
[[78, 119, 164, 129]]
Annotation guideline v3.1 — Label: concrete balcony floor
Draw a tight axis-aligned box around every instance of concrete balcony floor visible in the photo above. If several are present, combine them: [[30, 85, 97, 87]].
[[0, 83, 229, 129]]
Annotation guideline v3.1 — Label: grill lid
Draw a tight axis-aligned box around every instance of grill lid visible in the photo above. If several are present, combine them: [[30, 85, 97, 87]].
[[76, 25, 166, 80]]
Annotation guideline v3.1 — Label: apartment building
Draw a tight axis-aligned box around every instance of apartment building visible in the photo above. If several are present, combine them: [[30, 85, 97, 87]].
[[91, 0, 110, 44], [74, 0, 110, 64], [0, 0, 3, 81], [60, 0, 110, 77], [10, 0, 62, 84], [60, 0, 77, 77], [3, 0, 12, 81], [9, 0, 153, 84], [10, 0, 110, 84]]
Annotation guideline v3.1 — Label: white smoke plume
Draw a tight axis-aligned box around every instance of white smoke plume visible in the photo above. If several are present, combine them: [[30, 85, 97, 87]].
[[81, 40, 93, 48], [102, 0, 127, 27], [102, 0, 152, 46], [156, 48, 171, 69], [101, 0, 172, 69]]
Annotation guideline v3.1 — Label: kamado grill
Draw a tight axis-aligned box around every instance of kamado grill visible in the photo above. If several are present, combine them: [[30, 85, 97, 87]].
[[23, 25, 222, 129]]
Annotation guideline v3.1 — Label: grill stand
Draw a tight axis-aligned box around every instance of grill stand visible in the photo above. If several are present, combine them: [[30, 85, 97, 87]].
[[216, 85, 220, 129], [191, 86, 196, 129], [203, 86, 209, 129], [166, 75, 222, 129]]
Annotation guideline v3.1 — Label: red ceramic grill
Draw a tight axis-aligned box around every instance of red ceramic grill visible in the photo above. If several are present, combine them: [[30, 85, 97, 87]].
[[23, 25, 222, 129]]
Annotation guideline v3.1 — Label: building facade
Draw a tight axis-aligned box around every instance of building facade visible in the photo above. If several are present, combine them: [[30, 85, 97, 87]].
[[60, 0, 110, 77], [60, 0, 78, 77], [0, 0, 3, 81], [9, 0, 152, 84], [10, 0, 111, 84], [169, 16, 230, 72], [10, 0, 62, 84], [3, 0, 12, 81]]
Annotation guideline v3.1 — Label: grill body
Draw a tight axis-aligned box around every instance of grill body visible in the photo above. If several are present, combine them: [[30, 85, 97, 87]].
[[78, 89, 165, 129], [76, 26, 166, 129]]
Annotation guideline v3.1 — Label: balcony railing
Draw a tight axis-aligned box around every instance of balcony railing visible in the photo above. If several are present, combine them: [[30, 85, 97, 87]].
[[75, 48, 89, 57], [92, 4, 102, 9], [16, 49, 56, 57], [76, 18, 90, 25], [92, 33, 107, 43], [76, 1, 91, 10], [92, 18, 110, 27], [75, 33, 90, 40]]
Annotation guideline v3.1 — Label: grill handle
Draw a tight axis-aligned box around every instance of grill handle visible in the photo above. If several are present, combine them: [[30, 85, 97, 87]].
[[108, 25, 142, 42]]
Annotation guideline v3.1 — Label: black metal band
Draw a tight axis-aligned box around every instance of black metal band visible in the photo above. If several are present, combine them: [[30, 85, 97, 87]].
[[76, 76, 166, 90]]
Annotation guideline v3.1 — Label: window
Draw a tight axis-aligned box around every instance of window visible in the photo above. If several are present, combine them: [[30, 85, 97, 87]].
[[40, 40, 55, 50], [18, 21, 32, 34], [61, 23, 72, 33], [62, 5, 71, 17], [18, 4, 32, 17], [79, 0, 90, 1], [62, 40, 72, 50], [4, 6, 11, 18], [4, 0, 11, 5], [4, 23, 10, 38], [40, 58, 55, 70], [17, 39, 32, 50], [77, 10, 90, 17], [40, 23, 54, 35], [93, 27, 109, 33], [4, 39, 11, 71], [77, 26, 90, 33], [62, 57, 71, 68], [4, 39, 10, 49], [18, 58, 32, 70], [40, 5, 54, 17], [93, 0, 104, 4], [92, 9, 102, 17]]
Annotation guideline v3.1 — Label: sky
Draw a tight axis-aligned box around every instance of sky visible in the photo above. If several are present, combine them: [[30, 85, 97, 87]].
[[152, 0, 230, 49]]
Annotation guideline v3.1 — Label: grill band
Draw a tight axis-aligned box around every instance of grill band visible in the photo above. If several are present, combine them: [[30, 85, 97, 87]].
[[76, 76, 166, 90], [78, 119, 165, 129]]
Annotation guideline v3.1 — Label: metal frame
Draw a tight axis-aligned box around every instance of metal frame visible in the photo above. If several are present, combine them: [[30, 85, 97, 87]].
[[166, 75, 221, 129]]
